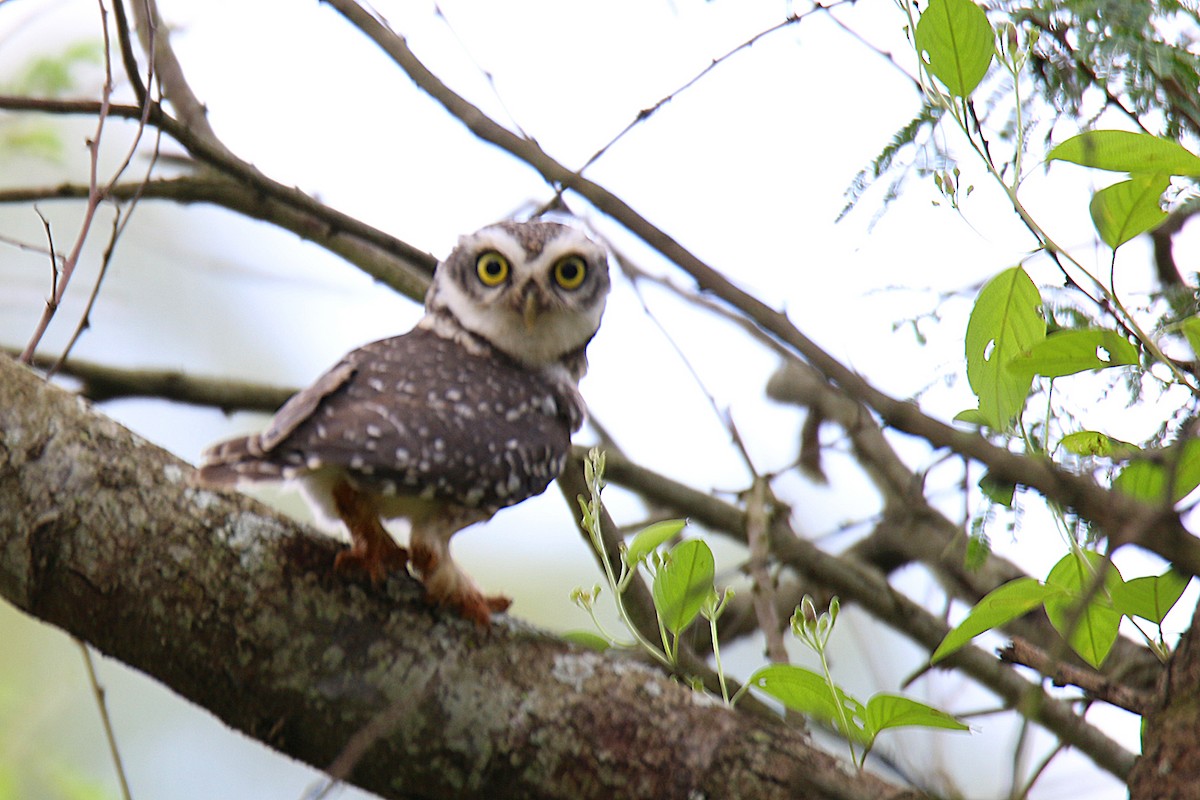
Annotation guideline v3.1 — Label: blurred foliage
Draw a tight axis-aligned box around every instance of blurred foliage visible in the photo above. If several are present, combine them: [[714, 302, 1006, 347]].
[[1009, 0, 1200, 140], [846, 1, 1200, 216], [0, 39, 102, 162]]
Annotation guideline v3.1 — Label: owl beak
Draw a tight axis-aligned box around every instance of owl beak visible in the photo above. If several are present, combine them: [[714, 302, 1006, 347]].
[[522, 290, 543, 330]]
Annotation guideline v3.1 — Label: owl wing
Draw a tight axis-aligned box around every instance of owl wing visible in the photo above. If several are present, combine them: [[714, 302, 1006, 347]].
[[196, 353, 358, 486], [259, 359, 358, 452], [201, 328, 574, 510]]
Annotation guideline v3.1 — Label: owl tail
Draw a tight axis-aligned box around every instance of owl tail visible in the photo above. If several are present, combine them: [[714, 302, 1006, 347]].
[[195, 434, 283, 486]]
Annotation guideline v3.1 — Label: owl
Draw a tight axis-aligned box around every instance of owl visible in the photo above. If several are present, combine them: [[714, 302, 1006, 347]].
[[198, 220, 610, 626]]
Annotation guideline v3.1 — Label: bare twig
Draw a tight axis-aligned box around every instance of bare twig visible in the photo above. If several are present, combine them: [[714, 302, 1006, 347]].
[[18, 1, 117, 364], [745, 476, 790, 664], [109, 0, 148, 106], [5, 346, 294, 410], [999, 637, 1155, 716], [573, 7, 840, 176], [0, 174, 435, 302], [76, 639, 133, 800]]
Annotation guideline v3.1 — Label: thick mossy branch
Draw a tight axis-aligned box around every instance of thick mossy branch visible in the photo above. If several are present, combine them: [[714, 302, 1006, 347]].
[[0, 354, 923, 800]]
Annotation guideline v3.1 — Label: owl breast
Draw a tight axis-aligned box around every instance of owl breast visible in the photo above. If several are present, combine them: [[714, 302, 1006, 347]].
[[266, 327, 576, 512]]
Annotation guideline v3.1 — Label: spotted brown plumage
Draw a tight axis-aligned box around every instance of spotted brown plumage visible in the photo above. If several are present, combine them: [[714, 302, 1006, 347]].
[[198, 220, 610, 626]]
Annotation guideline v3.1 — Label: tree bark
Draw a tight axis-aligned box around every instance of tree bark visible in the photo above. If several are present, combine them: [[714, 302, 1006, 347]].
[[0, 354, 923, 800], [1128, 600, 1200, 799]]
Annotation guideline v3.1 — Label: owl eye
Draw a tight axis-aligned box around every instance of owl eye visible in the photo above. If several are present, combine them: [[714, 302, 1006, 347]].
[[552, 255, 588, 290], [475, 251, 510, 287]]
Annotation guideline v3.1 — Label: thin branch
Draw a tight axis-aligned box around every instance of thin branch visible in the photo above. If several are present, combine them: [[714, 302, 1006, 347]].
[[5, 347, 294, 410], [76, 639, 133, 800], [573, 7, 839, 176], [0, 175, 435, 302], [745, 476, 790, 665], [18, 0, 116, 364], [128, 0, 223, 150], [999, 637, 1155, 716], [0, 96, 437, 296], [109, 0, 148, 107]]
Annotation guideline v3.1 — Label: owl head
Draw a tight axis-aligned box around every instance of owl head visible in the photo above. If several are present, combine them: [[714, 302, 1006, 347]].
[[423, 220, 611, 369]]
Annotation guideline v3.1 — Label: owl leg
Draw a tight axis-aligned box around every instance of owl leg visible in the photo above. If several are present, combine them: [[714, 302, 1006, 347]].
[[330, 479, 409, 582], [410, 515, 510, 628]]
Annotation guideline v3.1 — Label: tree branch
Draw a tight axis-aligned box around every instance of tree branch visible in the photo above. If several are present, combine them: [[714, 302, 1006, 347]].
[[0, 176, 435, 302], [3, 347, 293, 410], [0, 353, 932, 800], [998, 638, 1155, 716], [0, 95, 437, 300]]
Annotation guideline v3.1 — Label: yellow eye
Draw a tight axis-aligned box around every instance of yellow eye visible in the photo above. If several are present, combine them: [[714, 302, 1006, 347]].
[[553, 255, 588, 290], [475, 251, 510, 287]]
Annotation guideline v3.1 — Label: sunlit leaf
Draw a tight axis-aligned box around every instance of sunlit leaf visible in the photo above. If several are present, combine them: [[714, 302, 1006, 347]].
[[1112, 569, 1191, 624], [1181, 316, 1200, 359], [964, 266, 1046, 430], [1043, 552, 1122, 669], [1060, 431, 1138, 458], [914, 0, 995, 98], [1115, 439, 1200, 503], [953, 408, 989, 426], [864, 694, 970, 736], [562, 631, 612, 652], [1089, 173, 1170, 249], [1114, 460, 1166, 501], [1008, 328, 1139, 378], [748, 664, 870, 742], [652, 539, 715, 634], [1048, 130, 1200, 175], [965, 526, 991, 570], [625, 519, 686, 565], [932, 577, 1057, 663], [978, 471, 1015, 507]]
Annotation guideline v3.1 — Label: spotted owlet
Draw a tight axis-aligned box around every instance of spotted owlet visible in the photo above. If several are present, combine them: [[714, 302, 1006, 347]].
[[198, 220, 610, 626]]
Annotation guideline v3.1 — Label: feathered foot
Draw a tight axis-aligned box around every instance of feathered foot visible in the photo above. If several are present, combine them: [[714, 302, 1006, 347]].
[[410, 537, 510, 628], [331, 480, 409, 582]]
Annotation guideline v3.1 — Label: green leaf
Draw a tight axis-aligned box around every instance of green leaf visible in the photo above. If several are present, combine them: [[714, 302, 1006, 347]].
[[1173, 440, 1200, 501], [1181, 316, 1200, 359], [953, 408, 989, 426], [652, 539, 715, 635], [864, 694, 970, 736], [978, 471, 1015, 506], [0, 767, 16, 800], [1089, 173, 1170, 249], [748, 664, 869, 742], [625, 519, 686, 565], [1007, 328, 1139, 379], [1114, 460, 1166, 502], [1048, 131, 1200, 176], [964, 526, 991, 570], [914, 0, 995, 98], [932, 577, 1057, 663], [561, 631, 612, 652], [1060, 431, 1138, 458], [1115, 439, 1200, 503], [964, 267, 1046, 430], [1112, 569, 1191, 624], [1043, 551, 1122, 669]]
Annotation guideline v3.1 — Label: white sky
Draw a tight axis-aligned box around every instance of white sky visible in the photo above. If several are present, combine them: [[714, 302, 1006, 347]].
[[3, 1, 1197, 797]]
